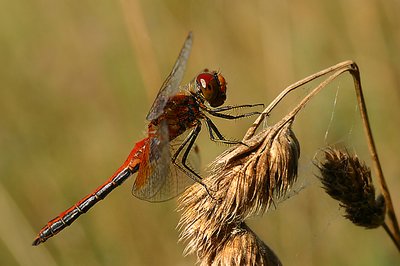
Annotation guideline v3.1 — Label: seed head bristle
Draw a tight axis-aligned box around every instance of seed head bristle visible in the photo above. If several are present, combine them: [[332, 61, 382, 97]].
[[316, 147, 386, 228], [261, 121, 300, 199]]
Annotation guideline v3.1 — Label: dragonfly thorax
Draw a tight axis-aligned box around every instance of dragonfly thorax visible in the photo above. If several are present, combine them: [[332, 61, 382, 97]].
[[194, 70, 227, 107]]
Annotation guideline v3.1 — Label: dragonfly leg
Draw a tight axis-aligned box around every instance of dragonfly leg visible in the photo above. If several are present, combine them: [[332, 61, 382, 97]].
[[208, 103, 264, 113], [204, 116, 248, 146], [171, 123, 216, 199], [171, 122, 202, 182], [207, 109, 262, 120], [205, 103, 264, 120], [203, 104, 263, 146]]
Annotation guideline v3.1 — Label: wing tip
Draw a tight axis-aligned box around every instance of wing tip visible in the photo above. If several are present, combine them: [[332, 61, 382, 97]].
[[186, 31, 193, 44]]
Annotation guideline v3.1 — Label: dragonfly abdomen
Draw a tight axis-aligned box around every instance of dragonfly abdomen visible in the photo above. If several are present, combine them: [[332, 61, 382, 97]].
[[32, 166, 138, 246], [32, 139, 146, 246]]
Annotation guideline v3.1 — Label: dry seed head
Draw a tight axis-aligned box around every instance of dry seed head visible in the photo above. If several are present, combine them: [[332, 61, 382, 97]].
[[178, 118, 299, 265], [316, 147, 386, 228], [198, 223, 282, 266], [210, 119, 300, 219], [261, 120, 300, 199]]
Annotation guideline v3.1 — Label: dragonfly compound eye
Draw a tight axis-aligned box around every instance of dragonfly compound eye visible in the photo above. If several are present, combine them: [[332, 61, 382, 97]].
[[196, 71, 227, 107]]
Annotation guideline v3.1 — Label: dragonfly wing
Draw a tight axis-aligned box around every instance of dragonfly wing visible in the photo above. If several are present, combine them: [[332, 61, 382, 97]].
[[132, 121, 170, 201], [132, 123, 200, 202], [154, 137, 200, 201], [146, 32, 193, 121]]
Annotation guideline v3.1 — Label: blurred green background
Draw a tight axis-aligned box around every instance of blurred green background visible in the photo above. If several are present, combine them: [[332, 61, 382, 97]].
[[1, 0, 399, 265]]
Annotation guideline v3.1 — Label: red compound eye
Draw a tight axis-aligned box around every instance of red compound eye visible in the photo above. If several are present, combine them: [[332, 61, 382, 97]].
[[196, 71, 226, 107]]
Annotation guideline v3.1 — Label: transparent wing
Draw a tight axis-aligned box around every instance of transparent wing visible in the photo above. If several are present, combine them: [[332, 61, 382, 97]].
[[132, 121, 170, 201], [146, 32, 193, 121], [132, 122, 200, 202]]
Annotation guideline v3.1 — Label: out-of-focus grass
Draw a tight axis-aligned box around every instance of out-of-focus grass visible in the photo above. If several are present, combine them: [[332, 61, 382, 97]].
[[0, 0, 399, 265]]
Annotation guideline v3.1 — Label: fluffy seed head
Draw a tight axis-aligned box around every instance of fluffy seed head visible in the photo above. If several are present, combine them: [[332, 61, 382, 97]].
[[198, 223, 282, 266], [316, 147, 386, 228], [178, 119, 299, 265]]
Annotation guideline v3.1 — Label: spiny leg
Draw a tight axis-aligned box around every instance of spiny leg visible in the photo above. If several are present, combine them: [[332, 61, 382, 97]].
[[203, 104, 264, 145], [207, 110, 262, 120], [204, 116, 241, 144], [171, 123, 215, 198], [204, 116, 249, 146], [208, 103, 264, 113], [171, 123, 202, 182]]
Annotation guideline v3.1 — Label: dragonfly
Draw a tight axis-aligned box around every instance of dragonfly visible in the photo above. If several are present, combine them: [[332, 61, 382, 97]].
[[32, 32, 262, 246]]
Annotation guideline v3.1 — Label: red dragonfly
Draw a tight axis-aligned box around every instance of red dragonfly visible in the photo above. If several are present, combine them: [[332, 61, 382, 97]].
[[32, 32, 261, 245]]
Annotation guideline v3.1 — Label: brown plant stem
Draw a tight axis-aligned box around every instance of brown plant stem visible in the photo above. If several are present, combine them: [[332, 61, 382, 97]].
[[244, 60, 400, 251], [350, 65, 400, 249], [244, 60, 355, 140], [383, 222, 400, 252]]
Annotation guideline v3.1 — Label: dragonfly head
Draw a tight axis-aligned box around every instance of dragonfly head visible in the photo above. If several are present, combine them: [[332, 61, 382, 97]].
[[195, 70, 227, 107]]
